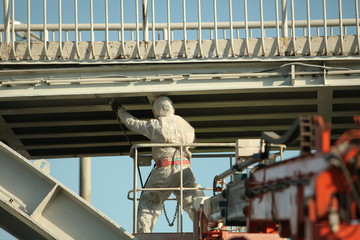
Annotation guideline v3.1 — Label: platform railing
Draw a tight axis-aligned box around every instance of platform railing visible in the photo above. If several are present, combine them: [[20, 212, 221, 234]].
[[128, 142, 236, 234], [1, 0, 360, 59]]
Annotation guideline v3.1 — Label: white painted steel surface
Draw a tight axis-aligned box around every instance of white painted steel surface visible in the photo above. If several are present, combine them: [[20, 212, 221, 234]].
[[1, 59, 360, 98], [0, 0, 359, 159], [0, 141, 136, 240], [0, 58, 359, 159]]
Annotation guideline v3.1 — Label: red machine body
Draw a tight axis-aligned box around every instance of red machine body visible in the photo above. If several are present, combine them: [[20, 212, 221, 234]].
[[194, 116, 360, 240]]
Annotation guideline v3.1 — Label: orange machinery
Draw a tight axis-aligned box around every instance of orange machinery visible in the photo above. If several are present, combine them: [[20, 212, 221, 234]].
[[194, 116, 360, 240]]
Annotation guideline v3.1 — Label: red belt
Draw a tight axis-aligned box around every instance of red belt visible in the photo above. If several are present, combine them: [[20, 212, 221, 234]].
[[156, 159, 190, 168]]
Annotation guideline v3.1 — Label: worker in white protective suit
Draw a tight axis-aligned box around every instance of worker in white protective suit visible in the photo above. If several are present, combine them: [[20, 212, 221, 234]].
[[111, 96, 204, 233]]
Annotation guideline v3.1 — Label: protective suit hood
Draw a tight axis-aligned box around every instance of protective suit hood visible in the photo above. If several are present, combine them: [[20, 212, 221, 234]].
[[152, 96, 175, 118]]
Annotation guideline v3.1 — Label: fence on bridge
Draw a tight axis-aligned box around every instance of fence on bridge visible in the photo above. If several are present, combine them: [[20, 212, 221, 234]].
[[1, 0, 360, 59]]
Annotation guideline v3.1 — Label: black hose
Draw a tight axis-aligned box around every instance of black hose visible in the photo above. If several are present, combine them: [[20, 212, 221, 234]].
[[112, 105, 145, 188]]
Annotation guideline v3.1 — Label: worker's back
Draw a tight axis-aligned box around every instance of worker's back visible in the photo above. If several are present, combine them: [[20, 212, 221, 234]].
[[152, 114, 195, 160]]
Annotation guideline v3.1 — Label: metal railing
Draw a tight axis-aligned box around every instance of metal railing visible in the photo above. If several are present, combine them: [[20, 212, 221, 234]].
[[1, 0, 360, 58], [128, 142, 236, 233]]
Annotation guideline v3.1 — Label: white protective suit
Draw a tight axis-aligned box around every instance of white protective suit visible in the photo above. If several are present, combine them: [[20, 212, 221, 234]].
[[117, 96, 204, 233]]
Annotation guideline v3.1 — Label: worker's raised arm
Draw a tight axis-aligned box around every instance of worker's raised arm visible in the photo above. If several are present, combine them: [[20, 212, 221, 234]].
[[116, 106, 155, 141]]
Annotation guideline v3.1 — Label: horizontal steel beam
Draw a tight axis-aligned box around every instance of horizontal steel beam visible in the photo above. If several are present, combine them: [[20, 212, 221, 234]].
[[1, 19, 357, 32], [0, 99, 319, 115], [14, 122, 358, 141], [0, 53, 359, 104], [8, 112, 328, 127]]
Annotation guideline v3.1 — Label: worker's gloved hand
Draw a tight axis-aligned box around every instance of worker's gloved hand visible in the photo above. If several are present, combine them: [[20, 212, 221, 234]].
[[110, 100, 122, 112]]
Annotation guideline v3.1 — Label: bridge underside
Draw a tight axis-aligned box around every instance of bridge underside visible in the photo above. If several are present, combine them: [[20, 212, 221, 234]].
[[0, 37, 360, 159]]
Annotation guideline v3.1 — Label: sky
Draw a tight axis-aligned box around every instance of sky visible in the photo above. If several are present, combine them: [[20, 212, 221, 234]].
[[0, 0, 358, 238]]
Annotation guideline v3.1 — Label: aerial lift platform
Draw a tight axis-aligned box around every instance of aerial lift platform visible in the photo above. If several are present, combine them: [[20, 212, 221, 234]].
[[130, 116, 360, 240]]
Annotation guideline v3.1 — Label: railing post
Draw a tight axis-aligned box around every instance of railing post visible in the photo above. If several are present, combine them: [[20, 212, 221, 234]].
[[90, 0, 95, 58], [281, 0, 288, 37], [290, 0, 296, 55], [322, 0, 328, 55], [244, 0, 249, 56], [133, 146, 138, 234], [105, 0, 111, 59], [3, 0, 10, 44], [275, 0, 281, 55], [135, 0, 141, 58], [166, 0, 171, 57], [74, 0, 80, 59], [120, 0, 126, 58], [197, 0, 203, 57], [260, 0, 265, 56], [213, 0, 219, 57], [229, 156, 233, 182], [151, 0, 157, 57], [182, 0, 188, 58], [338, 0, 344, 55], [27, 0, 32, 59], [306, 0, 311, 55], [58, 0, 64, 59], [142, 0, 149, 41], [43, 0, 49, 59], [179, 146, 184, 233], [229, 0, 235, 57], [11, 0, 16, 58]]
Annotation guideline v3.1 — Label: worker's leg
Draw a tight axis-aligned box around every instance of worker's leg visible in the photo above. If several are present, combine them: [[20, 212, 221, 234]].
[[173, 166, 205, 221], [137, 167, 172, 233], [137, 190, 168, 232]]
